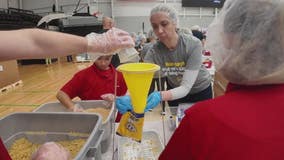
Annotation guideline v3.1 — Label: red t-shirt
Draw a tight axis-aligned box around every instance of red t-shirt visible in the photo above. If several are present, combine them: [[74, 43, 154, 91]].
[[61, 64, 127, 121], [159, 83, 284, 160], [61, 64, 127, 100], [0, 138, 11, 160]]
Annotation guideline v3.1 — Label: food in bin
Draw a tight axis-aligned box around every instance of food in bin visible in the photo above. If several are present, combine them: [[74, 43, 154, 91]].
[[118, 131, 163, 160], [8, 135, 87, 160], [121, 139, 158, 160], [84, 107, 110, 122]]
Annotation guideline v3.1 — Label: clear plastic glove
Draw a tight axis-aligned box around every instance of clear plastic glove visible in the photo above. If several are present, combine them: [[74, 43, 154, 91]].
[[31, 142, 71, 160], [145, 91, 161, 112], [101, 93, 115, 102], [115, 95, 132, 114], [73, 103, 84, 112], [86, 27, 135, 54]]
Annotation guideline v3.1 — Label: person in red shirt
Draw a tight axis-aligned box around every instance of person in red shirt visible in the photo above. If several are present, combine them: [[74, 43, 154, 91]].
[[0, 138, 11, 160], [159, 0, 284, 159], [56, 55, 127, 121]]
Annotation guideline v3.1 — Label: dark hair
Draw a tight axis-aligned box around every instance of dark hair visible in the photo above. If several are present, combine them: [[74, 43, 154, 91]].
[[192, 30, 204, 41]]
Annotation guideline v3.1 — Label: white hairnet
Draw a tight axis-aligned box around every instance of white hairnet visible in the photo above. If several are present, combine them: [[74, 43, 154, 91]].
[[206, 0, 284, 85], [31, 142, 71, 160], [150, 4, 179, 26]]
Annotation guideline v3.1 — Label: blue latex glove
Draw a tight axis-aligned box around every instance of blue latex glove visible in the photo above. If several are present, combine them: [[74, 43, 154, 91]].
[[115, 95, 132, 114], [145, 91, 161, 112]]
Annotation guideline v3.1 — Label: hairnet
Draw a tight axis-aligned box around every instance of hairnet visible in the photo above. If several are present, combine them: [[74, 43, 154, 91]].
[[150, 4, 179, 26], [192, 30, 205, 41], [206, 0, 284, 85]]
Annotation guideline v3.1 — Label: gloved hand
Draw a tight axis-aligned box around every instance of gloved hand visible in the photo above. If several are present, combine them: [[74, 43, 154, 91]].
[[145, 91, 161, 112], [31, 142, 71, 160], [86, 27, 135, 54], [73, 103, 84, 112], [115, 95, 132, 114]]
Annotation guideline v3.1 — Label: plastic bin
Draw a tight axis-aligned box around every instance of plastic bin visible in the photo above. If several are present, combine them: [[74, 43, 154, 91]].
[[118, 131, 164, 160], [33, 100, 115, 153], [0, 112, 104, 160]]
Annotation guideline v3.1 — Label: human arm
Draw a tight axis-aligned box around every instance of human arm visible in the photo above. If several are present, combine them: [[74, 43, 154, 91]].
[[101, 93, 115, 102], [0, 28, 134, 61], [0, 29, 86, 61], [56, 90, 75, 111], [56, 72, 84, 112], [100, 81, 127, 102], [146, 70, 199, 111], [161, 70, 199, 101], [146, 71, 200, 112], [56, 90, 84, 112]]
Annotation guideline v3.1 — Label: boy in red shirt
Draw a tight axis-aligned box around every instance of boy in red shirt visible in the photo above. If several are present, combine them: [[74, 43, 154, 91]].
[[57, 55, 127, 121]]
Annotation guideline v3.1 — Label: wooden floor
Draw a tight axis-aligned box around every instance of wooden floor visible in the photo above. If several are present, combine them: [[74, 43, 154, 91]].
[[0, 61, 91, 117]]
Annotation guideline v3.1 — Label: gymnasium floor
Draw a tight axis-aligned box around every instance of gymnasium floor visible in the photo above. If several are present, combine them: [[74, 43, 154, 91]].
[[0, 61, 89, 117]]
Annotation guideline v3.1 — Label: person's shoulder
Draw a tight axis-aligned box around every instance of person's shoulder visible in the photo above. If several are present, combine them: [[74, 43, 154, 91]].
[[180, 33, 200, 44], [185, 95, 226, 117], [175, 34, 200, 55], [185, 100, 212, 115], [179, 33, 202, 53]]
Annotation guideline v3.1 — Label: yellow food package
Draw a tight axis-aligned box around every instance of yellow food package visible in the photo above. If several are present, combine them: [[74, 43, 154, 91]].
[[116, 111, 144, 142]]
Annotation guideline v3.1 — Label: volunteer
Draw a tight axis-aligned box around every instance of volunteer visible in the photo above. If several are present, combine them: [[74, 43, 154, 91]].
[[160, 0, 284, 159]]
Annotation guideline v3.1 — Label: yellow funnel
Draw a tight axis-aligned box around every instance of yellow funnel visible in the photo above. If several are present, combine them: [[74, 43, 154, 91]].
[[117, 63, 160, 113]]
